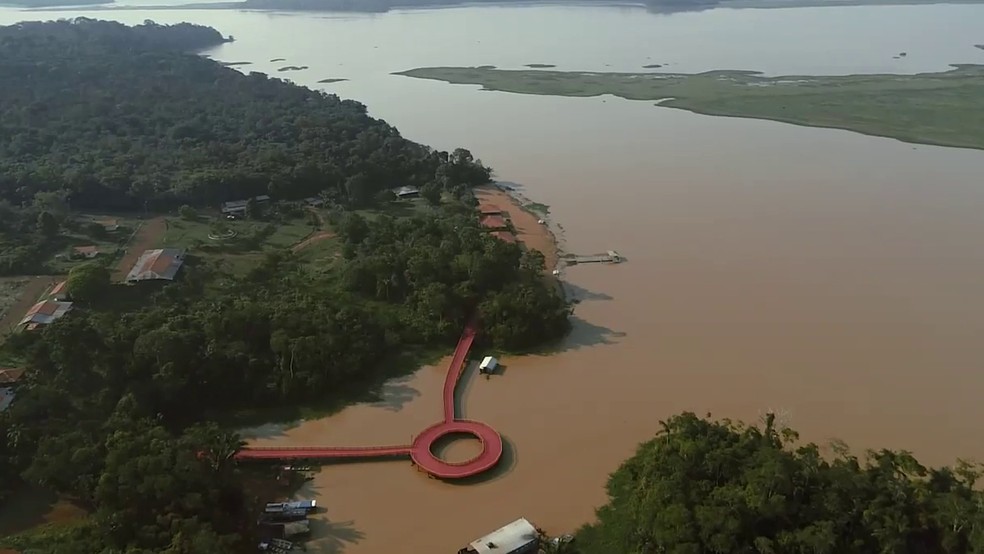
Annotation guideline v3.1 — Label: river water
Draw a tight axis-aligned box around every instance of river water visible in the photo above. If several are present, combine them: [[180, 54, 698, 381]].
[[4, 3, 984, 552]]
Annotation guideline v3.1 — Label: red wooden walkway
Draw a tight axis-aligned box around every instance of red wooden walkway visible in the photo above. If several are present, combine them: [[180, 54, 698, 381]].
[[234, 318, 504, 479]]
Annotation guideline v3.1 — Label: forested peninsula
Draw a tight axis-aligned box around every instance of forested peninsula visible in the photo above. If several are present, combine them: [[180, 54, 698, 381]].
[[0, 19, 569, 552], [397, 65, 984, 151]]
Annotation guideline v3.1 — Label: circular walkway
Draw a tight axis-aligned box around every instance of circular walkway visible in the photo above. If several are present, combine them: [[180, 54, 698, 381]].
[[410, 419, 503, 479]]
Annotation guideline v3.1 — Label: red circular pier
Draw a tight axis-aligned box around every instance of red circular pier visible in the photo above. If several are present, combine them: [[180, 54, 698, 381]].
[[235, 317, 504, 479]]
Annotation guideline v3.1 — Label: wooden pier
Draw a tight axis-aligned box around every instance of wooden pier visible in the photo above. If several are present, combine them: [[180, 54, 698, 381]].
[[562, 250, 622, 265]]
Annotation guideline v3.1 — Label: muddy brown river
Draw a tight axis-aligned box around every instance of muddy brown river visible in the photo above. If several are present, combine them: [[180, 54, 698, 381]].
[[4, 3, 984, 551]]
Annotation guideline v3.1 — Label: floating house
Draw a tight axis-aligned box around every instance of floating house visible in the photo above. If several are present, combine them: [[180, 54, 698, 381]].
[[459, 518, 540, 554], [479, 356, 499, 374], [126, 248, 185, 283]]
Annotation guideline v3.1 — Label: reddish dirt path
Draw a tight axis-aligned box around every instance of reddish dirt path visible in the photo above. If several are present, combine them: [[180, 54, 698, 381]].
[[292, 231, 335, 253], [113, 216, 167, 281]]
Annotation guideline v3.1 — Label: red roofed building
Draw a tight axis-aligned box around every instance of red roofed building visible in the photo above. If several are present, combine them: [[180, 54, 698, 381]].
[[126, 248, 185, 283], [48, 280, 69, 301], [480, 214, 508, 230], [0, 368, 24, 386], [20, 300, 72, 327]]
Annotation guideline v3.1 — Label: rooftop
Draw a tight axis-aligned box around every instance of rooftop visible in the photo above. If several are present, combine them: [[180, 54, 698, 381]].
[[468, 518, 539, 554], [126, 248, 185, 282], [21, 300, 72, 326], [0, 368, 25, 385], [49, 280, 68, 298], [0, 387, 14, 413], [394, 185, 420, 197], [221, 195, 271, 212]]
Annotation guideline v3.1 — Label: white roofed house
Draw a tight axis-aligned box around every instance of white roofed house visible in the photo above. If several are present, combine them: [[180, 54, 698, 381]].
[[459, 518, 541, 554]]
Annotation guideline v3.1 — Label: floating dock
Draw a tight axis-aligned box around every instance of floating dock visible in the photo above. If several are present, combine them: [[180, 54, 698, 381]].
[[562, 250, 622, 265]]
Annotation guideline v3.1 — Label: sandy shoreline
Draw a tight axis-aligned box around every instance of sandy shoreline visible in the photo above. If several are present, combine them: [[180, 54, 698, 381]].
[[474, 183, 561, 271]]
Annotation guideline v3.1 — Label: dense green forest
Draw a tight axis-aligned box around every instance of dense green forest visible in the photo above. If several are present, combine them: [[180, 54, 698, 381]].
[[0, 20, 568, 552], [571, 413, 984, 554], [0, 18, 468, 212]]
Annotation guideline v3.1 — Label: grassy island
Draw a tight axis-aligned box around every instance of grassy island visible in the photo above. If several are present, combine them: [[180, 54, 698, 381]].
[[397, 64, 984, 150]]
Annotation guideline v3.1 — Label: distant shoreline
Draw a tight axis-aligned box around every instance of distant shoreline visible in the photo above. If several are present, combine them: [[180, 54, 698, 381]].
[[16, 0, 984, 13], [396, 64, 984, 151]]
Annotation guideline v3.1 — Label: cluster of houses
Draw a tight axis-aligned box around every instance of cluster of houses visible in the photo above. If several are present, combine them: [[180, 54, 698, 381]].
[[0, 247, 191, 414], [479, 205, 518, 244], [14, 248, 187, 334]]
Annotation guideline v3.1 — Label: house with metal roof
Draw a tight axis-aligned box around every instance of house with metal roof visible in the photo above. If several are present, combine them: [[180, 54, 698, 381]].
[[126, 248, 185, 283], [0, 387, 14, 413], [0, 368, 24, 386], [48, 280, 69, 301], [221, 195, 270, 216], [20, 300, 72, 328], [393, 186, 420, 198], [459, 518, 540, 554]]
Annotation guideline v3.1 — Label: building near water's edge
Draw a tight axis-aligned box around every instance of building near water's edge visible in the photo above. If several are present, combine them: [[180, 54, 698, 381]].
[[458, 518, 540, 554]]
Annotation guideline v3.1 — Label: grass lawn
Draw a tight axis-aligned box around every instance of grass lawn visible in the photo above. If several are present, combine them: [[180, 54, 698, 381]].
[[354, 197, 436, 220], [159, 216, 318, 276], [397, 64, 984, 150]]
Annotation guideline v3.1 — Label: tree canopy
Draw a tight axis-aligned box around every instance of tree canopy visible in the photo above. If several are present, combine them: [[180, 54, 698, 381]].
[[0, 19, 489, 213], [575, 412, 984, 554], [0, 19, 564, 553]]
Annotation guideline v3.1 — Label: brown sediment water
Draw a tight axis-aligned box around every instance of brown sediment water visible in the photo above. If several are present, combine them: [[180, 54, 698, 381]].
[[0, 4, 982, 551], [240, 101, 984, 553], [81, 5, 983, 552]]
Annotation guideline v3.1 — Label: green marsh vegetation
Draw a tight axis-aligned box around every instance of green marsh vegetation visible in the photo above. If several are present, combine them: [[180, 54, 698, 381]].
[[398, 64, 984, 150]]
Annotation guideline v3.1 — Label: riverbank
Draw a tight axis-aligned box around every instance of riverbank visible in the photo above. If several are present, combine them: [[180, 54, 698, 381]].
[[397, 64, 984, 150], [475, 184, 560, 271]]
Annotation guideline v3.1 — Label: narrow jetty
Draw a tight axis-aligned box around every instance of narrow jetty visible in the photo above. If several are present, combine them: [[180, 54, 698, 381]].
[[562, 250, 622, 265]]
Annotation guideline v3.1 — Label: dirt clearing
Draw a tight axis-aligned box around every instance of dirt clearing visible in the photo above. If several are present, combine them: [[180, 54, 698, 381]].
[[0, 276, 60, 334], [113, 216, 167, 281]]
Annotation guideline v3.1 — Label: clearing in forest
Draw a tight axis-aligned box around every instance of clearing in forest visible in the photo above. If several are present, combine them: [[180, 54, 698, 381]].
[[113, 216, 167, 281]]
